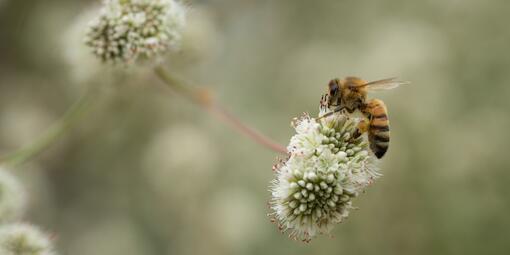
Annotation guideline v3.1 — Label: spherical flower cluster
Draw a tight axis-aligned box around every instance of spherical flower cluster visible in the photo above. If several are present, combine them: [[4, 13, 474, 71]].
[[85, 0, 186, 64], [270, 105, 380, 242], [0, 168, 26, 223], [0, 223, 55, 255]]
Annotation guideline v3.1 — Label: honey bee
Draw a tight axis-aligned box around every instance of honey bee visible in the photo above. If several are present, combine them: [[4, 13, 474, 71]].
[[324, 77, 409, 158]]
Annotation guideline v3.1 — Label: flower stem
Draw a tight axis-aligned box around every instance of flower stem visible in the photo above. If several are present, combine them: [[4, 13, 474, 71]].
[[154, 66, 287, 155], [0, 90, 95, 167]]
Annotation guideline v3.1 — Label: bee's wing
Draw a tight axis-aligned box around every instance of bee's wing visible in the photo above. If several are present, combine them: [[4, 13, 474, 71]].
[[362, 77, 410, 91]]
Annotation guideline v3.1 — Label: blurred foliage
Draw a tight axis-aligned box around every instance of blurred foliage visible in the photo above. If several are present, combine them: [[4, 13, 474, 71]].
[[1, 0, 510, 254]]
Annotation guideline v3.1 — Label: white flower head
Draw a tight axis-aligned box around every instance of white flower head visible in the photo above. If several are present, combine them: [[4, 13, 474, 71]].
[[63, 7, 107, 85], [0, 223, 56, 255], [270, 97, 380, 242], [0, 168, 26, 223], [85, 0, 187, 64]]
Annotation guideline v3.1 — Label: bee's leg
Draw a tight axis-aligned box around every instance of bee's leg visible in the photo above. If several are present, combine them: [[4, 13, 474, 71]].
[[317, 106, 345, 120], [333, 105, 345, 113], [353, 103, 370, 138], [353, 118, 369, 138]]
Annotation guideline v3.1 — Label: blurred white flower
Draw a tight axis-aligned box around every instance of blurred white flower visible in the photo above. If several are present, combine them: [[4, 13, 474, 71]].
[[0, 168, 26, 223], [207, 188, 264, 250], [177, 6, 221, 62], [85, 0, 187, 64], [63, 7, 106, 85], [270, 104, 379, 242], [143, 124, 218, 199], [0, 223, 55, 255]]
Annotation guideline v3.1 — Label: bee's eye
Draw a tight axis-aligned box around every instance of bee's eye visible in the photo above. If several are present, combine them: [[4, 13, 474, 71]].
[[330, 87, 338, 96], [328, 80, 339, 96]]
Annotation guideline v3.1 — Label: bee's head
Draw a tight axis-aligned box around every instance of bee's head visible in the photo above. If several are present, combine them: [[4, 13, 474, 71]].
[[328, 78, 341, 97], [327, 78, 341, 107]]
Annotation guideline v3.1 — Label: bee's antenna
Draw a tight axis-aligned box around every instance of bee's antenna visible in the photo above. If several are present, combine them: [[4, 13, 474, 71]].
[[317, 109, 342, 120], [317, 94, 344, 120]]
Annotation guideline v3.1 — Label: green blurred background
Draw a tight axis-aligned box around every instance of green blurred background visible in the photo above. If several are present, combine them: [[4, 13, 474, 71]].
[[1, 0, 510, 254]]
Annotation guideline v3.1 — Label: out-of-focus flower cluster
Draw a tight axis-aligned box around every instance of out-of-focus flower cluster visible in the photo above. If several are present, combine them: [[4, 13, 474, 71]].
[[0, 223, 55, 255], [85, 0, 186, 64], [0, 167, 56, 255], [270, 101, 380, 242], [0, 169, 25, 224]]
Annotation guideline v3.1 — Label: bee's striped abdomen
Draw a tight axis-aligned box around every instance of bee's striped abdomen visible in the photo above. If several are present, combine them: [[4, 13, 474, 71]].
[[367, 99, 390, 158]]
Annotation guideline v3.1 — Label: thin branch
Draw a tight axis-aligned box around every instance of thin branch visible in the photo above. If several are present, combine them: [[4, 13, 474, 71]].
[[0, 90, 95, 167], [154, 66, 287, 155]]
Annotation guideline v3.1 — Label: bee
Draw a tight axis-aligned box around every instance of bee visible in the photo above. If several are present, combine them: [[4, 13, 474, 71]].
[[324, 77, 409, 158]]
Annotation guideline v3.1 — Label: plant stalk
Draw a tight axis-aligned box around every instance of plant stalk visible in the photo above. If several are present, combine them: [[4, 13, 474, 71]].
[[154, 66, 287, 155], [0, 90, 95, 167]]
